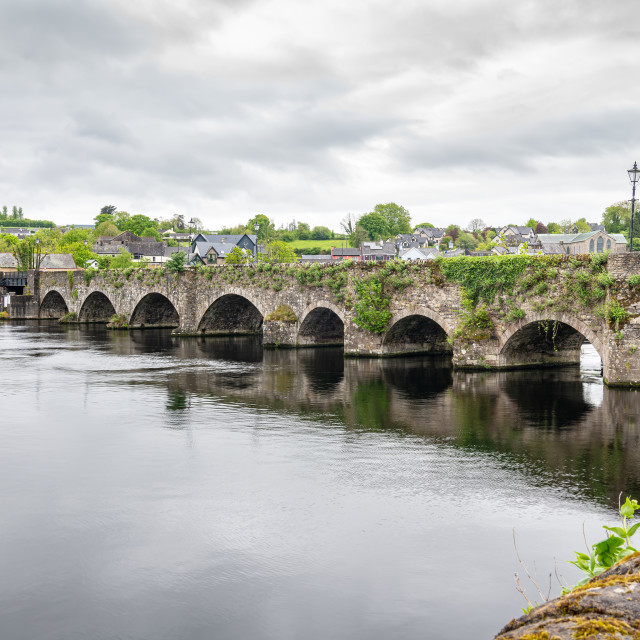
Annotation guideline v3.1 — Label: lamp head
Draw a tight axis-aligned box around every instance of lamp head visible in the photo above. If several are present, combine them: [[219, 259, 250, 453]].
[[629, 161, 640, 185]]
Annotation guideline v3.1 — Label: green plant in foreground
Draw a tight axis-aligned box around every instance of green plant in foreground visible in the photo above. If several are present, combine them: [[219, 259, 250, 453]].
[[568, 496, 640, 589]]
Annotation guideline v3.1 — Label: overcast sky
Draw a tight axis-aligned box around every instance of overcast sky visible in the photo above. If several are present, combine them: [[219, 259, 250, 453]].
[[1, 0, 639, 230]]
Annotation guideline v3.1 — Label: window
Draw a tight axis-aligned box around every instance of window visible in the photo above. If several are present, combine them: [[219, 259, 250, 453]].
[[589, 239, 594, 253], [597, 236, 604, 253]]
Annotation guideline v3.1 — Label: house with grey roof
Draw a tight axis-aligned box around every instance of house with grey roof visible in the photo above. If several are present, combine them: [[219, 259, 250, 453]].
[[40, 254, 77, 270], [536, 231, 626, 254], [93, 230, 167, 263], [413, 227, 446, 245], [361, 241, 396, 261], [189, 233, 258, 264], [498, 226, 536, 246], [330, 247, 361, 260], [570, 222, 606, 234], [399, 246, 440, 261], [300, 254, 333, 263], [394, 233, 428, 251]]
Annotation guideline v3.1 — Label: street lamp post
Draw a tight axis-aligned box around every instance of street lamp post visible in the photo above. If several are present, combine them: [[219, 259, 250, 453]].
[[629, 161, 640, 252], [187, 218, 196, 266], [254, 222, 259, 262]]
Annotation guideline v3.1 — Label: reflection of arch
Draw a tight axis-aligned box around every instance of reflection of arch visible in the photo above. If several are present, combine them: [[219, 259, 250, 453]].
[[383, 308, 452, 356], [129, 293, 179, 328], [499, 314, 603, 370], [40, 290, 69, 319], [78, 291, 116, 323], [298, 302, 344, 346], [198, 294, 263, 334], [503, 372, 593, 430]]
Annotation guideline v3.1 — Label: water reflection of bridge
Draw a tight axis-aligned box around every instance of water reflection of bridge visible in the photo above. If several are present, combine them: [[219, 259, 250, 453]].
[[99, 331, 640, 508]]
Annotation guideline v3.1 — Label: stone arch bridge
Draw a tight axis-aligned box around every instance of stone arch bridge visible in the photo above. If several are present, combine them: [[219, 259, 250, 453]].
[[14, 254, 640, 386]]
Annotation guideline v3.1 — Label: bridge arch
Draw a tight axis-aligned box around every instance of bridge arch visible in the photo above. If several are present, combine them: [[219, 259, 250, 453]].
[[297, 301, 345, 346], [198, 293, 264, 335], [129, 292, 179, 328], [499, 313, 604, 369], [40, 290, 69, 319], [382, 308, 453, 356], [78, 291, 116, 323]]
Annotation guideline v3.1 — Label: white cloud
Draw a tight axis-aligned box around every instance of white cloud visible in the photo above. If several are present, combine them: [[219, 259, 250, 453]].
[[1, 0, 639, 229]]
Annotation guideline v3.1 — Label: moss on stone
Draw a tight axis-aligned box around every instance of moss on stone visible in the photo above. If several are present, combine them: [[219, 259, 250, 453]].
[[264, 305, 297, 323], [573, 616, 639, 638]]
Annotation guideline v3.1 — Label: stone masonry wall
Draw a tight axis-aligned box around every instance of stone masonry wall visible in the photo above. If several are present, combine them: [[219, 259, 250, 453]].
[[11, 254, 640, 386]]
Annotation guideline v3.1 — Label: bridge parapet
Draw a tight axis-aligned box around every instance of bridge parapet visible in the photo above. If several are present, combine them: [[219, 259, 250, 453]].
[[18, 254, 640, 386]]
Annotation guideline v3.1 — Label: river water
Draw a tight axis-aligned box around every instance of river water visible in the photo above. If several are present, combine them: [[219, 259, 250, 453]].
[[1, 322, 640, 640]]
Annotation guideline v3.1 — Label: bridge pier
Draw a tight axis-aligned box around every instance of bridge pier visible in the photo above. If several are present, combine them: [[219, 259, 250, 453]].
[[262, 319, 298, 348], [603, 323, 640, 386]]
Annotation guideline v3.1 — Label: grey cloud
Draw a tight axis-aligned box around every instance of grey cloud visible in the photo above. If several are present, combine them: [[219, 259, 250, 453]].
[[396, 109, 640, 172], [1, 0, 638, 226], [0, 0, 148, 66]]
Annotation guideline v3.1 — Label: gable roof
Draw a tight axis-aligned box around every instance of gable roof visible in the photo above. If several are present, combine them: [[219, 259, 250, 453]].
[[0, 253, 18, 268], [199, 233, 257, 245], [332, 247, 360, 256], [40, 254, 76, 269]]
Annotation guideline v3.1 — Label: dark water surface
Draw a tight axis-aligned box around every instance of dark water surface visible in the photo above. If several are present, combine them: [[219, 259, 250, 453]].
[[1, 322, 640, 640]]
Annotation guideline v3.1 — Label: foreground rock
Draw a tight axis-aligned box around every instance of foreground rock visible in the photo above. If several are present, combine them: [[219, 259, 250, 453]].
[[495, 553, 640, 639]]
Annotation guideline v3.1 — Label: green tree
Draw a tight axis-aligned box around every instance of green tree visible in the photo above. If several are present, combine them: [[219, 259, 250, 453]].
[[111, 247, 134, 268], [141, 226, 161, 241], [259, 241, 298, 263], [12, 238, 36, 270], [547, 222, 562, 233], [120, 214, 158, 237], [574, 217, 591, 233], [95, 221, 119, 237], [66, 242, 98, 268], [446, 225, 460, 242], [225, 246, 252, 265], [0, 206, 7, 220], [370, 203, 411, 236], [311, 225, 332, 240], [349, 224, 369, 248], [100, 205, 117, 217], [358, 212, 388, 240], [440, 235, 453, 248], [413, 222, 434, 230], [0, 233, 19, 251], [602, 201, 632, 234], [525, 218, 538, 229], [112, 211, 131, 230], [297, 221, 311, 240], [456, 231, 479, 251], [166, 250, 186, 273], [247, 214, 274, 242]]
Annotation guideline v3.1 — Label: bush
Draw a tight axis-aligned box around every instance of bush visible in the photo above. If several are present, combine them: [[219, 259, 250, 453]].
[[265, 305, 298, 323], [166, 251, 187, 273], [107, 313, 128, 329]]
